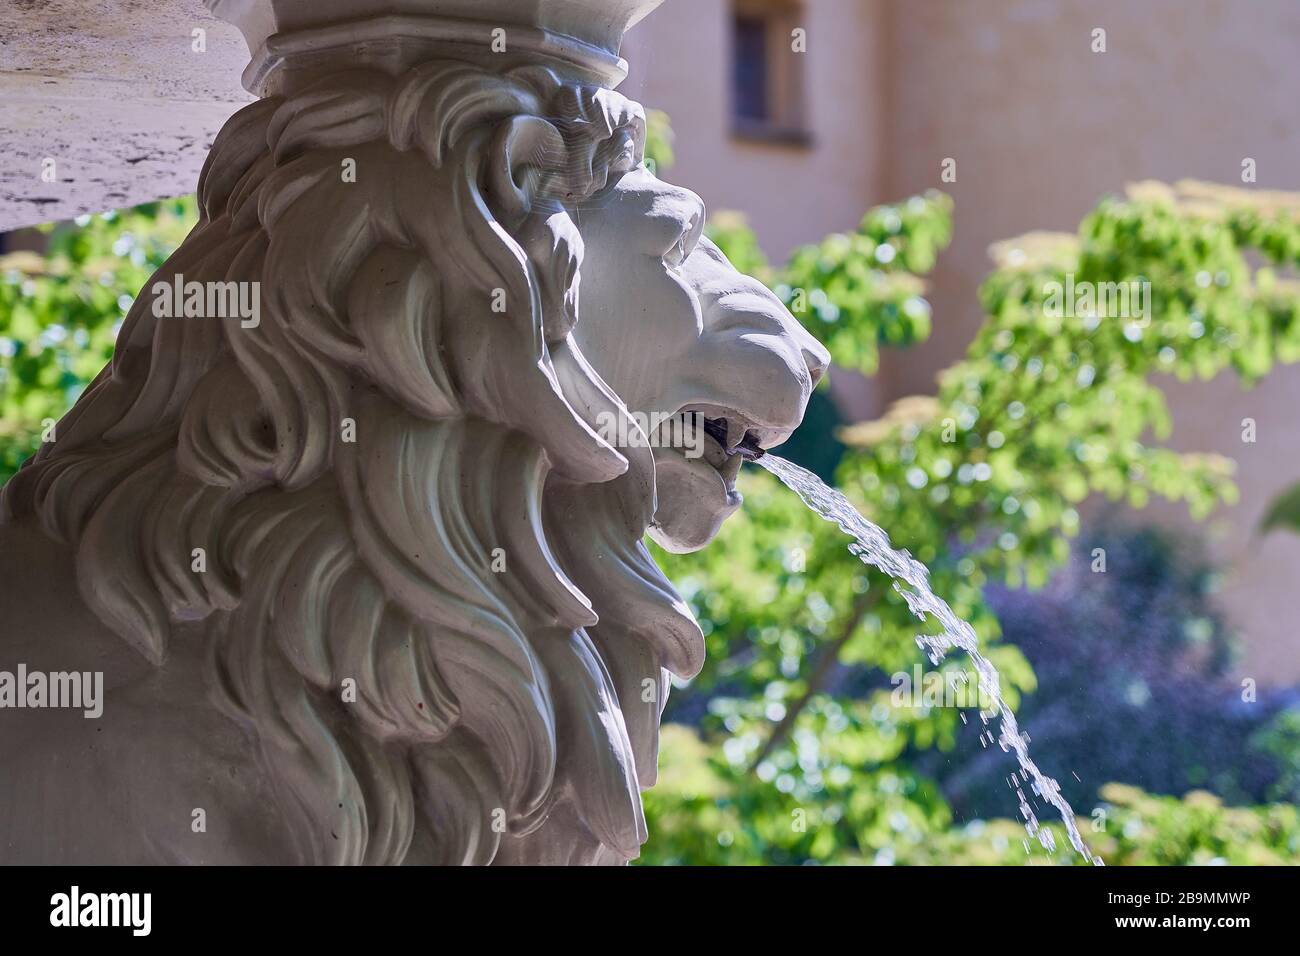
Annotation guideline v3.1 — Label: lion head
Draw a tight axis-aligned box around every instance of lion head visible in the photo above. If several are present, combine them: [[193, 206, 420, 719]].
[[575, 165, 829, 551], [0, 60, 826, 864]]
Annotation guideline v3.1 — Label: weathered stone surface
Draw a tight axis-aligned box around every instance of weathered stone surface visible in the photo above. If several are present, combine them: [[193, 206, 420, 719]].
[[0, 0, 252, 229]]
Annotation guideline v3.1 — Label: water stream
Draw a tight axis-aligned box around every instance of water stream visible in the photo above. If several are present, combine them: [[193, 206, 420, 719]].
[[757, 453, 1103, 865]]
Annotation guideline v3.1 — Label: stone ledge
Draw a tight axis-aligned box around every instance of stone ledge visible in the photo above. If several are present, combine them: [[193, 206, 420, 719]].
[[0, 0, 253, 229]]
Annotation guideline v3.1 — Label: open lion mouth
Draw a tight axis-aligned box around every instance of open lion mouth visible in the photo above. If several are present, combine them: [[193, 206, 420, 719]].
[[700, 416, 766, 461], [650, 405, 775, 509]]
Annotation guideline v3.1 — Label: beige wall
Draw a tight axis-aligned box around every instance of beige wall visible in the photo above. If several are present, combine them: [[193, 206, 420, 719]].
[[627, 0, 1300, 684], [621, 0, 886, 261]]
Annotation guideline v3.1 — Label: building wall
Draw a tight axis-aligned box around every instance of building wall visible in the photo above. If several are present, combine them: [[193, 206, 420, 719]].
[[620, 0, 886, 262], [625, 0, 1300, 684]]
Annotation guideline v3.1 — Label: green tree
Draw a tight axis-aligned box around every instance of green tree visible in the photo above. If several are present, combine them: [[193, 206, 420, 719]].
[[0, 200, 195, 482], [644, 179, 1300, 865]]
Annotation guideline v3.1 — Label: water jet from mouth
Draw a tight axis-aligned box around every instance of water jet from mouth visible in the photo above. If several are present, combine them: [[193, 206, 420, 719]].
[[755, 452, 1102, 865], [702, 416, 766, 461]]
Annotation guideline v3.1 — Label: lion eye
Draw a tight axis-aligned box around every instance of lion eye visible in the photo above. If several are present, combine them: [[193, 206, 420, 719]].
[[663, 215, 700, 270], [663, 235, 689, 270]]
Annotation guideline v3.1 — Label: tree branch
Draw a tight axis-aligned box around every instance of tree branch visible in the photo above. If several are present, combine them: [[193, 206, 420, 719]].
[[750, 587, 879, 769]]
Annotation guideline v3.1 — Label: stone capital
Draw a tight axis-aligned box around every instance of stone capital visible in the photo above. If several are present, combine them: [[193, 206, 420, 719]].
[[0, 0, 827, 866], [205, 0, 664, 93]]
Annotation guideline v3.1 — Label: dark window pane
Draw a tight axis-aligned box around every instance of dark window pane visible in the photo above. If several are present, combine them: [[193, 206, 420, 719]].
[[732, 15, 768, 122]]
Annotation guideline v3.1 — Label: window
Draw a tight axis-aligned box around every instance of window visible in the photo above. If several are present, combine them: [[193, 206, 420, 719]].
[[732, 15, 769, 123], [730, 1, 809, 144]]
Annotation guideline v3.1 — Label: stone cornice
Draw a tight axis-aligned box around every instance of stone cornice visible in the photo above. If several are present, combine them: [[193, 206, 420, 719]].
[[244, 13, 628, 94], [206, 0, 664, 93]]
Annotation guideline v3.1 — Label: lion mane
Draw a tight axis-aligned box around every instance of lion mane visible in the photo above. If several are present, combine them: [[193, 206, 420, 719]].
[[0, 62, 705, 865]]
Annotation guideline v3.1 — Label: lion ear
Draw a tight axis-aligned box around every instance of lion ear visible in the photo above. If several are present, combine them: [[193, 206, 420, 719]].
[[486, 116, 565, 222]]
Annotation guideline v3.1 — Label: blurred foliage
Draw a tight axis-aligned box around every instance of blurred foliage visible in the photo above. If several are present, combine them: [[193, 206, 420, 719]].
[[1251, 708, 1300, 805], [648, 178, 1300, 865], [934, 525, 1287, 818], [0, 200, 195, 483], [643, 108, 676, 176], [645, 727, 1300, 865], [1260, 479, 1300, 535]]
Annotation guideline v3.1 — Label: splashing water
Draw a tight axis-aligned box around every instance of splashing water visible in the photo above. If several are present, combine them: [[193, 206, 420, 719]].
[[757, 454, 1102, 865]]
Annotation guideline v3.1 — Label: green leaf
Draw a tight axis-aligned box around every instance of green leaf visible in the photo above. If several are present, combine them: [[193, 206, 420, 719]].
[[1260, 480, 1300, 534]]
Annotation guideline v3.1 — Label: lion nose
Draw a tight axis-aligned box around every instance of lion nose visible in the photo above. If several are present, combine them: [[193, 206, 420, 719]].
[[792, 322, 830, 388]]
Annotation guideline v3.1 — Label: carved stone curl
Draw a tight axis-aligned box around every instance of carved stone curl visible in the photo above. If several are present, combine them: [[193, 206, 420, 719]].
[[0, 0, 827, 864]]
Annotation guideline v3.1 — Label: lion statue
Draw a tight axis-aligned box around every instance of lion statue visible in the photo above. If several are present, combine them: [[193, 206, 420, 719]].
[[0, 61, 827, 864]]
